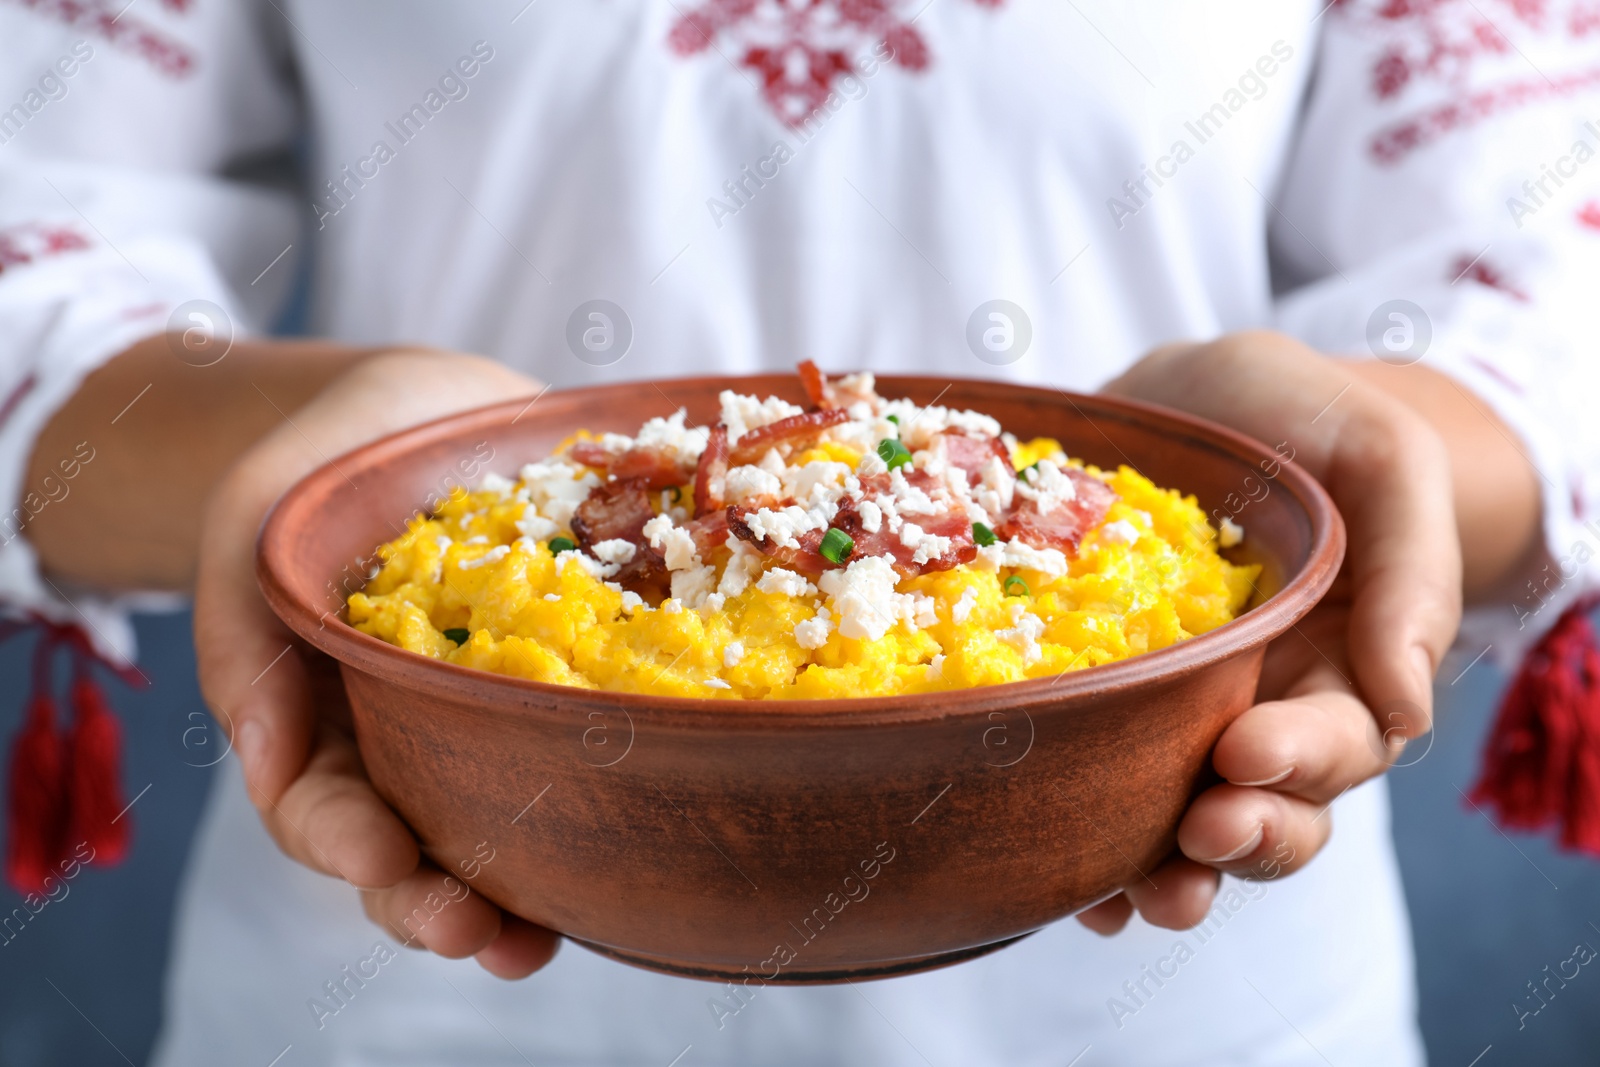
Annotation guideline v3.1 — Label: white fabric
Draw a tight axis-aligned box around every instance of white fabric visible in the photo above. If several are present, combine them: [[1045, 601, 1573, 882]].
[[4, 0, 1598, 1062], [159, 760, 1420, 1067]]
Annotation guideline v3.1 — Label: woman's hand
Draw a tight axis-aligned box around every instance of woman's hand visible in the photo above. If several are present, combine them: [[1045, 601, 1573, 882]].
[[1081, 330, 1468, 933], [192, 348, 560, 978]]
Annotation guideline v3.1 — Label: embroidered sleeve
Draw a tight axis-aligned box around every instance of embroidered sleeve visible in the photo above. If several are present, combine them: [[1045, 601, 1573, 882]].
[[1272, 0, 1600, 662], [0, 1, 300, 658]]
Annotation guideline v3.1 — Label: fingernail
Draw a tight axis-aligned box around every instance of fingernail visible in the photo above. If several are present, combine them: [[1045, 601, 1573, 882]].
[[235, 719, 265, 786], [1410, 645, 1435, 694], [1195, 824, 1263, 865], [1232, 767, 1294, 788]]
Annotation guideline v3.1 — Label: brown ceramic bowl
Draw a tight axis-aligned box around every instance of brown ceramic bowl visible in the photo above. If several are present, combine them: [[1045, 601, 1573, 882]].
[[257, 375, 1343, 983]]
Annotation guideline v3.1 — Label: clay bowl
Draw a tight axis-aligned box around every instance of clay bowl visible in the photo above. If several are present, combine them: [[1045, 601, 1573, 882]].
[[257, 375, 1343, 984]]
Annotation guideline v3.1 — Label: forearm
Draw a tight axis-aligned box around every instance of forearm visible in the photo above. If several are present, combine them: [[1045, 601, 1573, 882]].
[[1105, 332, 1539, 605], [22, 335, 378, 593]]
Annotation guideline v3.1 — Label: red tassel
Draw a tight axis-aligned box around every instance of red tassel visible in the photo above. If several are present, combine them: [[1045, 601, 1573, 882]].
[[1470, 597, 1600, 854], [5, 635, 69, 895], [65, 670, 129, 864]]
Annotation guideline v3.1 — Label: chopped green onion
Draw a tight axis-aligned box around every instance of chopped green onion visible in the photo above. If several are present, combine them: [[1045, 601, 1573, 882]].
[[819, 527, 855, 565], [1003, 575, 1031, 597], [886, 414, 900, 426], [668, 485, 682, 503], [876, 438, 912, 471], [443, 628, 470, 645], [972, 522, 997, 547], [548, 536, 577, 554]]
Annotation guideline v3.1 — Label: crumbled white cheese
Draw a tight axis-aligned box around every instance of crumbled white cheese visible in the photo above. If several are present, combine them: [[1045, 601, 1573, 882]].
[[591, 539, 638, 565], [1000, 540, 1069, 577], [478, 472, 514, 494], [725, 464, 783, 505], [1219, 517, 1245, 548], [742, 505, 829, 550], [899, 522, 954, 565], [544, 592, 562, 602], [661, 598, 684, 614], [836, 371, 876, 399], [926, 653, 945, 681], [555, 551, 615, 579], [1100, 519, 1140, 546], [819, 556, 902, 641], [856, 450, 888, 477], [717, 538, 765, 598], [620, 591, 644, 613], [703, 678, 732, 690], [783, 461, 852, 506], [977, 455, 1016, 514], [515, 507, 559, 542], [465, 534, 490, 545], [724, 641, 745, 667], [633, 408, 710, 462], [794, 608, 833, 649], [1014, 460, 1078, 512], [997, 609, 1045, 666], [434, 533, 454, 551], [700, 592, 726, 616], [858, 499, 883, 533], [887, 469, 937, 515], [952, 587, 979, 624], [895, 405, 1002, 450], [519, 461, 600, 528], [719, 390, 805, 444], [671, 562, 718, 608], [911, 594, 939, 628], [643, 514, 700, 571], [756, 567, 818, 598], [457, 544, 509, 570]]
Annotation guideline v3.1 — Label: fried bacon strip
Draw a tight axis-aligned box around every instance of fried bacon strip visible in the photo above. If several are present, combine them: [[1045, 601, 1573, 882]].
[[995, 468, 1117, 556], [832, 500, 976, 576], [694, 423, 730, 516], [727, 470, 977, 578], [940, 430, 1013, 487], [727, 408, 850, 466], [570, 478, 668, 591], [567, 440, 690, 491], [726, 508, 831, 575], [797, 359, 839, 409], [685, 510, 730, 556]]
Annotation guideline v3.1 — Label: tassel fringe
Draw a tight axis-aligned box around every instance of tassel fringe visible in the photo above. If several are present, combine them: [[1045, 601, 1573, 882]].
[[1471, 596, 1600, 855]]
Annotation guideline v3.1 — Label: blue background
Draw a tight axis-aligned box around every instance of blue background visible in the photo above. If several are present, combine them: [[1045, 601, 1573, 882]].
[[3, 612, 1600, 1065]]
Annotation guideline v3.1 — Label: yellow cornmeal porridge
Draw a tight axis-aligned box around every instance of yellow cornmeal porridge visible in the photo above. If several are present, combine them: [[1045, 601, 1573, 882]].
[[348, 372, 1257, 699]]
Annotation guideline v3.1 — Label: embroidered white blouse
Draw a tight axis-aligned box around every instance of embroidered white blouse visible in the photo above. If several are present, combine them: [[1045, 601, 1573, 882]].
[[4, 0, 1599, 1063]]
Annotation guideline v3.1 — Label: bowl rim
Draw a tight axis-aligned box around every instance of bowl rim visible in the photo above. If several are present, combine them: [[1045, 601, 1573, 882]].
[[257, 374, 1345, 730]]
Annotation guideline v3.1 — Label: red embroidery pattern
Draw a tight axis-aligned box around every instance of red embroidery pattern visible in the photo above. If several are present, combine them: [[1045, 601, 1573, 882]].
[[1335, 1, 1600, 162], [1367, 64, 1600, 162], [1452, 252, 1531, 302], [3, 0, 197, 79], [668, 0, 1002, 126], [0, 222, 93, 277], [1334, 0, 1551, 100]]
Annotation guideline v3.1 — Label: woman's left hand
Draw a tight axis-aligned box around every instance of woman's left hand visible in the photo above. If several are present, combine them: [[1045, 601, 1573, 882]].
[[1082, 330, 1463, 932]]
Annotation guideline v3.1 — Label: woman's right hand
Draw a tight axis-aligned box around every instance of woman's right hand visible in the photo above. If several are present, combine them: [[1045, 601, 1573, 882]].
[[191, 348, 561, 978]]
